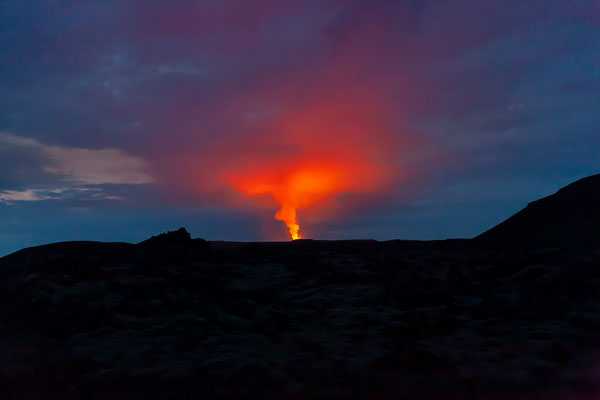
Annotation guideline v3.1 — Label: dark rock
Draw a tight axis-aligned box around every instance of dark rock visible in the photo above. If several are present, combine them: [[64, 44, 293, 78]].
[[541, 341, 574, 365], [137, 227, 191, 248], [236, 242, 263, 262], [295, 336, 324, 354], [369, 347, 453, 374]]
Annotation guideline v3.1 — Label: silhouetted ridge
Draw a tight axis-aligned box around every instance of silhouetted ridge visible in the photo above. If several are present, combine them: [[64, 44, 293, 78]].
[[0, 241, 135, 275], [0, 228, 212, 274], [137, 227, 191, 247], [477, 174, 600, 248]]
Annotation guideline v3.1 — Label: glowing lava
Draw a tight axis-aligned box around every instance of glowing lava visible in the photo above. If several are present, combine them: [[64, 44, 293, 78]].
[[275, 204, 302, 240], [228, 165, 349, 240], [276, 203, 301, 240]]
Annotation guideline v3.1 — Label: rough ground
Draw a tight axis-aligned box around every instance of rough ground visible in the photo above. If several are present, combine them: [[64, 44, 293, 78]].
[[1, 175, 600, 399]]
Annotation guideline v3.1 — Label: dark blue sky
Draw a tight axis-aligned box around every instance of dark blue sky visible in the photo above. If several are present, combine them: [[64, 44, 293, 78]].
[[1, 0, 599, 255]]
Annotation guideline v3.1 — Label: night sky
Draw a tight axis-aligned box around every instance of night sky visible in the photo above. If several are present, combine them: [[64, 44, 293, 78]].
[[1, 1, 599, 255]]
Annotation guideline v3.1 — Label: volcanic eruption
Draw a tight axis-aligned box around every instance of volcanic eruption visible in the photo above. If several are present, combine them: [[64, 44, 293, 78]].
[[214, 88, 404, 240], [228, 164, 351, 240]]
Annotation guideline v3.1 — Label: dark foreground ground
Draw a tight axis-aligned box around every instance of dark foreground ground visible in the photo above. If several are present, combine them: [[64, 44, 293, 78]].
[[1, 175, 600, 399]]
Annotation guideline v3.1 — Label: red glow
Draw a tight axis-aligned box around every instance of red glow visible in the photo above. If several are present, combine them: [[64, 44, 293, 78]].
[[228, 165, 350, 239], [219, 88, 401, 240]]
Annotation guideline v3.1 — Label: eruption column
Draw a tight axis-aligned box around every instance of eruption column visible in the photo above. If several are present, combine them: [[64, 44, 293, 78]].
[[227, 166, 349, 240], [275, 203, 301, 240]]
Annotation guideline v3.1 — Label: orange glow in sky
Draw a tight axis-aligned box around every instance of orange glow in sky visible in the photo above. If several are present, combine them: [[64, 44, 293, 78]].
[[228, 165, 351, 239], [214, 87, 402, 240]]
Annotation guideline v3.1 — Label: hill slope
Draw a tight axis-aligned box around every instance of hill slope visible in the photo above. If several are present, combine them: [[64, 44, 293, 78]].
[[477, 174, 600, 248]]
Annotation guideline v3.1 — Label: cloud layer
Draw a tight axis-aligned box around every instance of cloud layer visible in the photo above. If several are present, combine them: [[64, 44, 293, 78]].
[[0, 132, 153, 203]]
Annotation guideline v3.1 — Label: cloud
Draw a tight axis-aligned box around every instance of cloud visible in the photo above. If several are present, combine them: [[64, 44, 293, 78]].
[[0, 132, 154, 186], [0, 187, 121, 204], [0, 189, 56, 202], [0, 132, 154, 205], [43, 146, 154, 185]]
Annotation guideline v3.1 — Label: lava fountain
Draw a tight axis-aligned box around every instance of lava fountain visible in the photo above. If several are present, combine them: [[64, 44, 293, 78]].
[[228, 164, 351, 239], [223, 144, 394, 239]]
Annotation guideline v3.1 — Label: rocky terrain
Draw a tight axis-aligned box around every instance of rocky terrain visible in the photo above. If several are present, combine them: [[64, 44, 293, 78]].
[[1, 175, 600, 399]]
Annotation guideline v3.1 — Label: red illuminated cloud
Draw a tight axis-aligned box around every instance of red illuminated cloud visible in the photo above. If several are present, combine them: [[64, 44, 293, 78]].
[[194, 82, 412, 239]]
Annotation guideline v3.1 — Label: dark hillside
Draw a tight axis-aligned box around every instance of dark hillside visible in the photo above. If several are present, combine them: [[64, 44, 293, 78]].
[[477, 174, 600, 249], [1, 177, 599, 399]]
